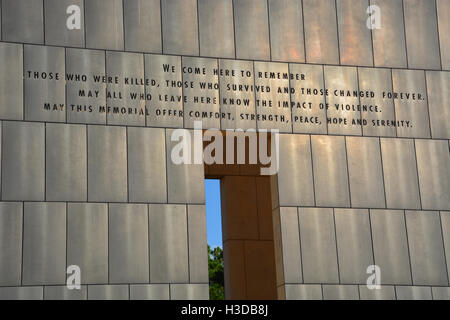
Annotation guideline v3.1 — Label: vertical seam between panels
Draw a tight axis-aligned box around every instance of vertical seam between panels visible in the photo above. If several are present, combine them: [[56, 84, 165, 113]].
[[64, 48, 67, 123], [196, 0, 200, 56], [296, 208, 304, 283], [105, 51, 108, 125], [413, 139, 423, 210], [332, 208, 341, 284], [438, 212, 450, 286], [390, 69, 398, 138], [266, 0, 272, 61], [0, 120, 2, 200], [403, 210, 414, 285], [122, 0, 125, 50], [378, 137, 388, 208], [423, 70, 433, 139], [148, 204, 151, 283], [232, 0, 237, 59], [164, 129, 169, 203], [107, 203, 110, 284], [42, 0, 46, 44], [334, 0, 341, 65], [0, 0, 3, 40], [186, 205, 191, 283], [368, 210, 376, 274], [401, 0, 409, 69], [86, 125, 88, 201], [309, 135, 316, 206], [65, 202, 68, 288], [22, 44, 25, 121], [44, 123, 47, 201], [434, 0, 443, 70], [160, 0, 164, 53], [356, 67, 363, 136], [368, 0, 375, 67], [126, 126, 129, 202], [253, 61, 258, 131], [343, 136, 352, 207], [21, 202, 25, 286], [300, 0, 307, 63], [287, 63, 294, 133], [322, 66, 329, 135], [83, 0, 86, 47], [143, 54, 147, 127]]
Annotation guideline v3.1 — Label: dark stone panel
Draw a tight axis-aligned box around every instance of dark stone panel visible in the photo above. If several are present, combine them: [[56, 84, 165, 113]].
[[2, 0, 44, 44], [336, 0, 373, 66], [233, 0, 270, 60], [437, 0, 450, 70], [268, 0, 305, 62], [85, 0, 124, 50], [161, 0, 199, 56], [24, 45, 65, 123], [303, 0, 339, 64], [404, 0, 441, 69], [0, 43, 23, 120], [198, 0, 235, 58], [371, 0, 407, 68], [124, 0, 162, 53]]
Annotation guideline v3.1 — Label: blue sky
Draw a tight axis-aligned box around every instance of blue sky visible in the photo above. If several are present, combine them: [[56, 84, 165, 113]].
[[205, 179, 223, 248]]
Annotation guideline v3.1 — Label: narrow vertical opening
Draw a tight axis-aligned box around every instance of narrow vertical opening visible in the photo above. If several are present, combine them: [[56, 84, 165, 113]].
[[205, 179, 225, 300], [203, 131, 279, 300]]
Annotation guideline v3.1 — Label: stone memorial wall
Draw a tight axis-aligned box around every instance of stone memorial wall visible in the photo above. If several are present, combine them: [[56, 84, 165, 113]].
[[0, 0, 449, 300]]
